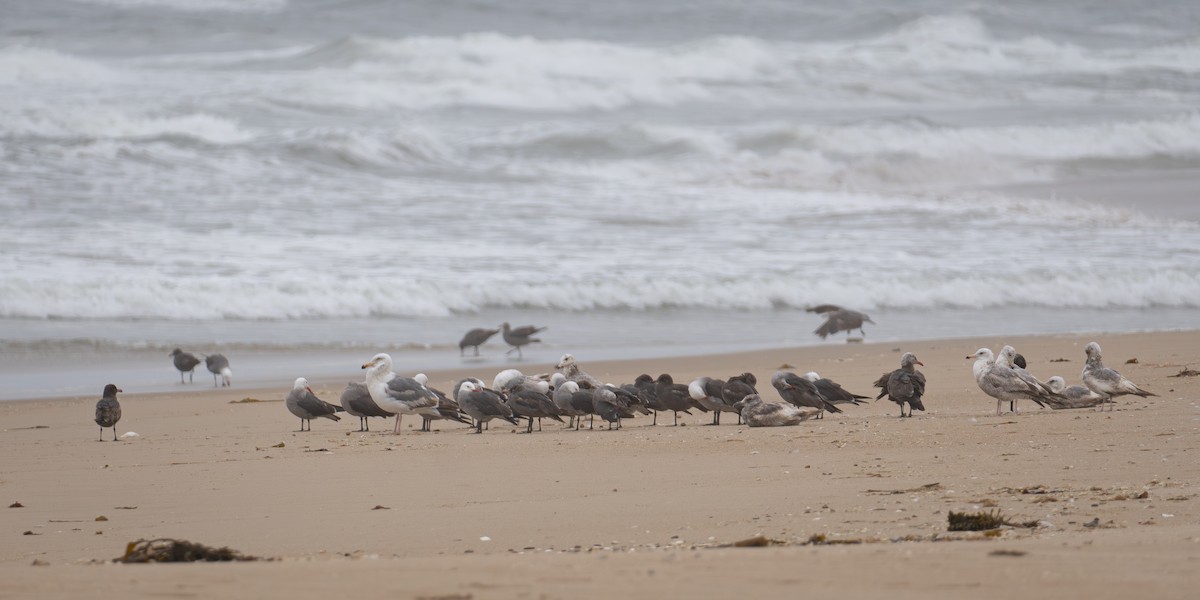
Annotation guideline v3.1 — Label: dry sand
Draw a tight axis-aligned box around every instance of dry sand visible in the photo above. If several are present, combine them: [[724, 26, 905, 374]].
[[2, 331, 1198, 599]]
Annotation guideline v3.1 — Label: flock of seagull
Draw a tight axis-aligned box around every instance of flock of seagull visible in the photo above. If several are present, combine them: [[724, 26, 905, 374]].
[[89, 309, 1157, 440]]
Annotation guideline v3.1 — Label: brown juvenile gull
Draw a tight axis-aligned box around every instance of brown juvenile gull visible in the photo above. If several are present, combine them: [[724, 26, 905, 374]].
[[1044, 376, 1113, 410], [733, 394, 818, 427], [361, 353, 440, 434], [414, 373, 473, 431], [94, 384, 122, 442], [808, 305, 874, 340], [689, 376, 737, 425], [501, 322, 546, 359], [339, 381, 394, 432], [873, 352, 926, 418], [507, 388, 565, 433], [170, 348, 202, 384], [804, 372, 870, 406], [771, 371, 842, 418], [459, 327, 499, 357], [286, 377, 343, 431], [967, 347, 1052, 416], [654, 373, 707, 426], [632, 374, 666, 425], [204, 353, 233, 387], [556, 354, 604, 389], [457, 381, 521, 433], [1082, 342, 1156, 411]]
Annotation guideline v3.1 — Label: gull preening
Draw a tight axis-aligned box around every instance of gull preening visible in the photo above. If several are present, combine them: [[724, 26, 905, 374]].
[[285, 377, 343, 431], [1044, 376, 1112, 410], [874, 352, 926, 418], [204, 353, 233, 387], [170, 348, 202, 384], [1082, 342, 1156, 411], [94, 384, 123, 442], [808, 305, 874, 340], [689, 376, 737, 425]]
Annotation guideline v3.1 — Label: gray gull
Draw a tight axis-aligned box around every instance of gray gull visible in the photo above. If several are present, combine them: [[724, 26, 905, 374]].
[[808, 305, 874, 340], [501, 322, 546, 359], [1082, 342, 1156, 411], [170, 348, 202, 384], [360, 353, 440, 434], [873, 353, 926, 418], [457, 381, 521, 433], [733, 394, 818, 427], [204, 353, 232, 387], [459, 328, 499, 357], [339, 381, 394, 432], [285, 377, 343, 431], [771, 371, 842, 418], [94, 384, 122, 442]]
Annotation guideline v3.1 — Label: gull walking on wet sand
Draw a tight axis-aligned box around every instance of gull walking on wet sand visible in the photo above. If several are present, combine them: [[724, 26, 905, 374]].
[[94, 384, 122, 441], [502, 323, 545, 359], [285, 377, 343, 431], [170, 348, 201, 384], [205, 353, 233, 387], [459, 328, 499, 357], [874, 352, 926, 418], [1082, 342, 1156, 411]]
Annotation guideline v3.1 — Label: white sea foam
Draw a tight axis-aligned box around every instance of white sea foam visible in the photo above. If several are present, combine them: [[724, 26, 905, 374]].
[[68, 0, 286, 12]]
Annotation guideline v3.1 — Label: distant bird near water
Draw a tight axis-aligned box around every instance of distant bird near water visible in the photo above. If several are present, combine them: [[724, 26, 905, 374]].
[[459, 328, 499, 357], [874, 352, 926, 418], [502, 322, 546, 359], [170, 348, 202, 384], [1082, 342, 1156, 411], [808, 305, 874, 340], [205, 353, 233, 387], [285, 377, 343, 431], [94, 384, 122, 441]]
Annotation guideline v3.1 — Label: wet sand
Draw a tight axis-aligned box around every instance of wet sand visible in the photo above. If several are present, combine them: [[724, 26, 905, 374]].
[[1, 330, 1198, 599]]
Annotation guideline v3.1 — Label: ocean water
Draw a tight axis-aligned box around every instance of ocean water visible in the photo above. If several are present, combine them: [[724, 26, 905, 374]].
[[2, 0, 1198, 399]]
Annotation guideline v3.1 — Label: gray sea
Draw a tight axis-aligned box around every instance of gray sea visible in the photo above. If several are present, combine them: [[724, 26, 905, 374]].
[[2, 0, 1198, 399]]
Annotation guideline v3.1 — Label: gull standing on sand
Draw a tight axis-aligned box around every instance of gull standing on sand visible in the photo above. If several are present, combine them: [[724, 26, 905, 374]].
[[553, 380, 591, 430], [205, 353, 233, 387], [771, 371, 842, 418], [719, 373, 758, 425], [1082, 342, 1157, 411], [873, 353, 926, 418], [170, 348, 201, 384], [804, 372, 870, 406], [285, 377, 343, 431], [689, 376, 737, 425], [556, 354, 604, 389], [501, 322, 545, 359], [361, 353, 440, 434], [808, 305, 874, 340], [506, 387, 564, 433], [457, 381, 520, 433], [967, 347, 1052, 415], [413, 374, 473, 431], [94, 384, 122, 442], [734, 394, 818, 427], [654, 374, 706, 426], [459, 328, 499, 357], [339, 381, 394, 432]]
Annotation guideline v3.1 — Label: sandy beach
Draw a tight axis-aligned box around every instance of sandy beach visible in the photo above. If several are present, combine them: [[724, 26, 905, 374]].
[[1, 330, 1197, 598]]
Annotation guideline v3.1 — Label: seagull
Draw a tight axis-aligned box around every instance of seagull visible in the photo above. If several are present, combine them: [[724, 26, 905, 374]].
[[94, 384, 122, 442], [339, 381, 394, 432], [553, 380, 591, 430], [1082, 342, 1156, 411], [631, 374, 665, 425], [457, 381, 521, 433], [804, 372, 870, 406], [459, 328, 499, 357], [493, 369, 551, 396], [720, 373, 758, 425], [808, 305, 874, 340], [413, 374, 473, 431], [556, 354, 604, 389], [170, 348, 201, 384], [507, 388, 565, 433], [501, 322, 546, 359], [873, 353, 926, 418], [1044, 376, 1112, 410], [967, 347, 1052, 415], [204, 354, 233, 387], [285, 377, 343, 431], [654, 374, 706, 426], [591, 386, 629, 430], [689, 376, 737, 425], [360, 353, 440, 434], [733, 394, 818, 427], [771, 371, 842, 418]]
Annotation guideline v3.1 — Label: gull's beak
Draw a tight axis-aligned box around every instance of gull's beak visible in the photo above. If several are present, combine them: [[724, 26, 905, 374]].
[[917, 361, 925, 367], [117, 388, 124, 393], [306, 387, 314, 394], [361, 360, 373, 370], [964, 355, 974, 360]]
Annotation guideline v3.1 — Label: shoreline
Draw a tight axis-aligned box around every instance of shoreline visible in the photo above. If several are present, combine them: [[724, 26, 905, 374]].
[[1, 330, 1197, 598]]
